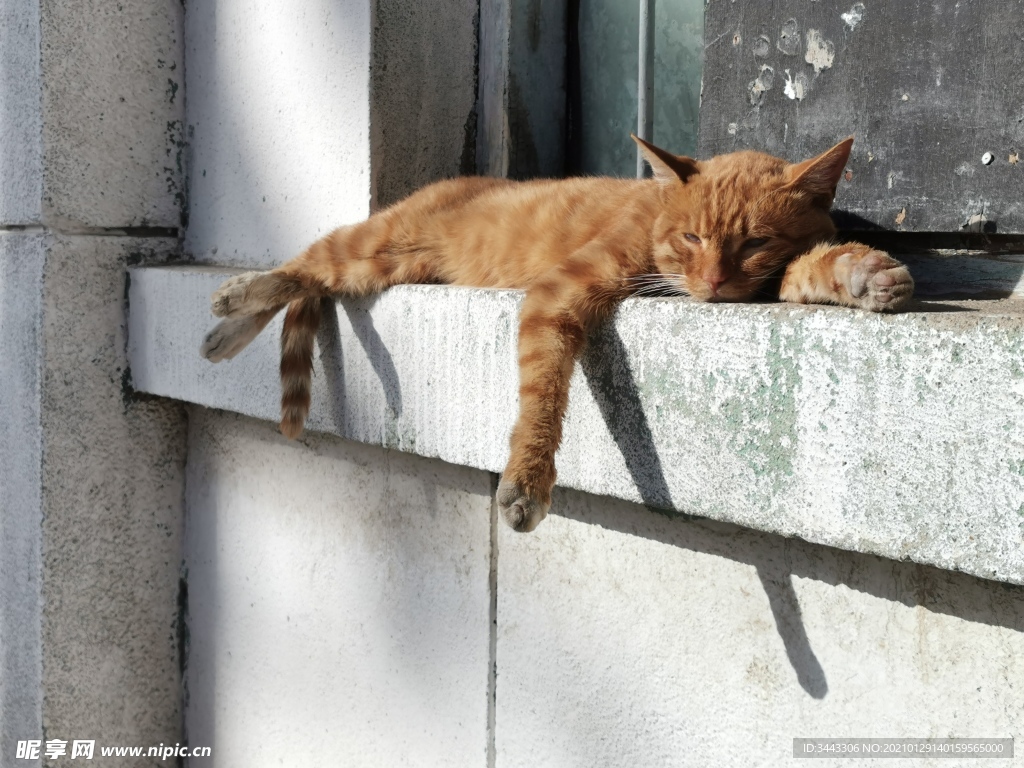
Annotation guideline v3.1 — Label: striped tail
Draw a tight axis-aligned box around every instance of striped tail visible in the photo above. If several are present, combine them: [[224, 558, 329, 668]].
[[279, 296, 322, 439]]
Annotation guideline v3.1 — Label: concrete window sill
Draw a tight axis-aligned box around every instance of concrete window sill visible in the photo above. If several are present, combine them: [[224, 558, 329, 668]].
[[127, 264, 1024, 585]]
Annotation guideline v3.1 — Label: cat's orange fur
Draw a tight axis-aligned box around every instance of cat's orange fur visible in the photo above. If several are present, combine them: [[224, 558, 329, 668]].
[[201, 135, 914, 531]]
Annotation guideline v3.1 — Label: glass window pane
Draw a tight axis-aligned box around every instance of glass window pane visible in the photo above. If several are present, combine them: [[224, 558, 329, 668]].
[[577, 0, 704, 177]]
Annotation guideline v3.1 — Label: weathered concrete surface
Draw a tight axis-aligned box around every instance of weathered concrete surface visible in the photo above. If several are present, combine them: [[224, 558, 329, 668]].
[[0, 233, 44, 766], [0, 0, 42, 224], [128, 265, 1024, 585], [40, 236, 187, 755], [40, 0, 184, 228], [901, 251, 1024, 299], [184, 0, 478, 266], [0, 235, 187, 763], [370, 0, 479, 205], [700, 0, 1024, 233], [497, 488, 1024, 766], [184, 408, 493, 766], [477, 0, 566, 179]]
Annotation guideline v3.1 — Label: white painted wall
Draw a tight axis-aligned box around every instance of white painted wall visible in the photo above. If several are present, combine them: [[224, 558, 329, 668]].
[[183, 0, 373, 267], [183, 0, 477, 267], [498, 489, 1024, 766], [179, 410, 1024, 767], [184, 410, 493, 766]]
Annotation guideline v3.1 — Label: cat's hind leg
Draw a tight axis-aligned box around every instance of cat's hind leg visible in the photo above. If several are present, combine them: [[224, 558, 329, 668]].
[[780, 242, 914, 312], [211, 270, 308, 318], [201, 309, 277, 362]]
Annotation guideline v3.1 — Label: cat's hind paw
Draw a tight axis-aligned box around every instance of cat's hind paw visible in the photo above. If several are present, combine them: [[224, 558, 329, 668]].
[[211, 271, 266, 317], [842, 248, 914, 312], [497, 479, 550, 533], [200, 311, 275, 362]]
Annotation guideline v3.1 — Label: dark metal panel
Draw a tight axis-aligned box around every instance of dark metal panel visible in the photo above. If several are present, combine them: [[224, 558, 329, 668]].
[[699, 0, 1024, 233]]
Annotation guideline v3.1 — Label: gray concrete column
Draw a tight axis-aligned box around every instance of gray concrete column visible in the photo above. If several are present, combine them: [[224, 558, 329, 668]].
[[0, 0, 188, 764]]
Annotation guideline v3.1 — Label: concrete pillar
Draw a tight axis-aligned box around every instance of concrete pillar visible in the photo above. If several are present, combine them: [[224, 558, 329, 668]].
[[183, 0, 479, 269], [0, 0, 187, 763]]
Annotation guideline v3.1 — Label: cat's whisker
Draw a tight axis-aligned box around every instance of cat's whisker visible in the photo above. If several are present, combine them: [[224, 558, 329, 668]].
[[629, 279, 689, 298]]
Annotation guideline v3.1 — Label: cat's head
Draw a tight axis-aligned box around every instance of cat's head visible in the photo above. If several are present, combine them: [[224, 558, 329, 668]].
[[636, 135, 853, 302]]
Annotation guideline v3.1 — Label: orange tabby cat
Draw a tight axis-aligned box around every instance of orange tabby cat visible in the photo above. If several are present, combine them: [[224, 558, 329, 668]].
[[201, 135, 913, 532]]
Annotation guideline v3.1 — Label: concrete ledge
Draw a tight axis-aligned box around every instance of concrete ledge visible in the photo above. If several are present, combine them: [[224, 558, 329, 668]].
[[128, 265, 1024, 585]]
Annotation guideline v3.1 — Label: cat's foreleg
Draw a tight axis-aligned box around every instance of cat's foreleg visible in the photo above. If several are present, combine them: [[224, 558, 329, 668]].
[[498, 258, 624, 532], [779, 242, 914, 312], [499, 292, 585, 532]]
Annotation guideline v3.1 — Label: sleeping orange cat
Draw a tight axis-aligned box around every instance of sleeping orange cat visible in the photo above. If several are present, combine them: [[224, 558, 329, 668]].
[[201, 135, 913, 532]]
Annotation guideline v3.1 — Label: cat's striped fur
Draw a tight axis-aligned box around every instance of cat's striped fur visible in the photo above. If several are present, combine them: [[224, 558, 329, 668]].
[[201, 136, 914, 531]]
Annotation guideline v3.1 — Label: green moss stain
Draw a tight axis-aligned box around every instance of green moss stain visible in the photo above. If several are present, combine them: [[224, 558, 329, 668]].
[[657, 313, 800, 500], [733, 323, 799, 490]]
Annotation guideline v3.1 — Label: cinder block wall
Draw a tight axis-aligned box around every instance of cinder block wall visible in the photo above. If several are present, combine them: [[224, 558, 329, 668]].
[[0, 0, 188, 765]]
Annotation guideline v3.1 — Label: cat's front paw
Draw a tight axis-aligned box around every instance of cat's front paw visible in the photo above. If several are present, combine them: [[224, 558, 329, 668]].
[[497, 479, 550, 533], [840, 247, 914, 312], [211, 271, 265, 317]]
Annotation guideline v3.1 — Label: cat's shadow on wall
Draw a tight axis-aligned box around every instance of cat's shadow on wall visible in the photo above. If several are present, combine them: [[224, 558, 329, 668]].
[[580, 323, 829, 698], [317, 297, 404, 433], [575, 321, 1024, 700]]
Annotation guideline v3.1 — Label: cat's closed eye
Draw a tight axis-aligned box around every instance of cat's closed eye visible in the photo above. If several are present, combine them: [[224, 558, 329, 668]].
[[683, 233, 701, 244], [743, 237, 769, 249]]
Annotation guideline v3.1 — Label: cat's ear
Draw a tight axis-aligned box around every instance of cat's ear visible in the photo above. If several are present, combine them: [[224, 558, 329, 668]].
[[631, 134, 700, 184], [785, 137, 854, 202]]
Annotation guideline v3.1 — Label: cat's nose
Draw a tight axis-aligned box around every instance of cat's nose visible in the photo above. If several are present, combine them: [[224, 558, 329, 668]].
[[703, 273, 726, 295]]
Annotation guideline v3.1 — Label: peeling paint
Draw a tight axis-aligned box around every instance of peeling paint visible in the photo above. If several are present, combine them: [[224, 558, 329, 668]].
[[804, 30, 835, 73], [895, 207, 907, 225], [747, 65, 775, 107], [752, 35, 770, 57], [963, 213, 997, 233], [777, 19, 801, 56], [841, 3, 865, 30], [1010, 153, 1020, 165], [727, 122, 738, 135], [783, 69, 807, 100]]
